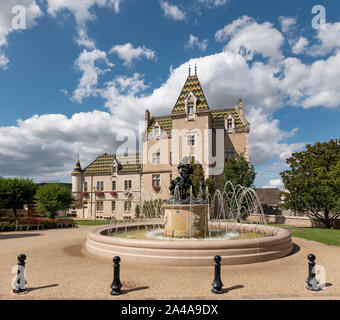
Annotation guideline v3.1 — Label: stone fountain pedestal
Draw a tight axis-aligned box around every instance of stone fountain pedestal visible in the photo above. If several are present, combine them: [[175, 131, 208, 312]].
[[163, 204, 209, 238]]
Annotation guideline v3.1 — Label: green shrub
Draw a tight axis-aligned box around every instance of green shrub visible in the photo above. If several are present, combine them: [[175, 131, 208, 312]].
[[0, 222, 16, 231]]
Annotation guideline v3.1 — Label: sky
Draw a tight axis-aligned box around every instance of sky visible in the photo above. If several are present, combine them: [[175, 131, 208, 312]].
[[0, 0, 339, 188]]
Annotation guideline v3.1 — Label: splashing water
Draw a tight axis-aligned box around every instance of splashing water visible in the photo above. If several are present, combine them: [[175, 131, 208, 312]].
[[107, 181, 266, 240]]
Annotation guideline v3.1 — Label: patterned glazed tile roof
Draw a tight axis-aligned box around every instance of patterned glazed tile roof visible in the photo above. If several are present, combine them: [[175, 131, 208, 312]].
[[147, 115, 172, 135], [211, 108, 244, 129], [83, 153, 141, 175], [72, 160, 82, 175], [172, 75, 209, 113]]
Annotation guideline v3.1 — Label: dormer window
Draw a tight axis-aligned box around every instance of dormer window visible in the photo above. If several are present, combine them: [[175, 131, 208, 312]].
[[227, 118, 233, 129], [225, 114, 235, 131], [153, 123, 160, 138], [185, 92, 197, 119]]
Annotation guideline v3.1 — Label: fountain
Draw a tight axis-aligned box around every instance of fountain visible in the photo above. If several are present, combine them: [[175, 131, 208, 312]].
[[163, 157, 208, 238], [86, 158, 293, 266]]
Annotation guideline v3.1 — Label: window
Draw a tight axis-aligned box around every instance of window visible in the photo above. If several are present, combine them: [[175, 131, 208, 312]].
[[112, 181, 116, 191], [226, 116, 234, 130], [84, 182, 88, 192], [96, 201, 104, 212], [154, 125, 160, 137], [124, 180, 132, 190], [111, 201, 116, 212], [225, 147, 235, 160], [152, 174, 160, 187], [187, 95, 195, 116], [124, 200, 132, 212], [187, 102, 194, 115], [97, 181, 104, 191], [187, 134, 195, 146], [152, 152, 160, 164]]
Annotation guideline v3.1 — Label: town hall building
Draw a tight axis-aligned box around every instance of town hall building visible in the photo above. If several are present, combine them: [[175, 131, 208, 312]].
[[71, 68, 250, 219]]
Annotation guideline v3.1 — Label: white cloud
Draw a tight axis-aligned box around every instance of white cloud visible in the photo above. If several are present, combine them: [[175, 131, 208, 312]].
[[47, 0, 122, 48], [186, 34, 208, 51], [198, 0, 228, 7], [47, 0, 122, 26], [308, 22, 340, 56], [0, 0, 42, 69], [109, 43, 156, 66], [0, 52, 9, 69], [247, 108, 304, 166], [75, 28, 96, 49], [99, 51, 286, 119], [291, 36, 308, 55], [60, 88, 68, 96], [72, 48, 114, 103], [215, 16, 284, 61], [160, 1, 186, 21], [0, 111, 120, 179], [263, 179, 284, 189], [280, 53, 340, 108], [278, 16, 296, 33], [3, 14, 340, 183]]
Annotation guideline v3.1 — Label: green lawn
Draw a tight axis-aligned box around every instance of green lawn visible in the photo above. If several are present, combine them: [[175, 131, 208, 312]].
[[268, 224, 340, 246], [75, 219, 110, 226]]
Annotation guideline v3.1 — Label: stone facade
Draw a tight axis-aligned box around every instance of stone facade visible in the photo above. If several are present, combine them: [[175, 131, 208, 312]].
[[71, 70, 250, 219]]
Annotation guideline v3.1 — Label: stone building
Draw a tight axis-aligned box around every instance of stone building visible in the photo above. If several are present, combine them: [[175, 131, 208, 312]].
[[71, 69, 250, 219]]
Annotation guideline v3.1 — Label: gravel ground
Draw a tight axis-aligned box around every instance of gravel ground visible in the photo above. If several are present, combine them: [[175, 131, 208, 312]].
[[0, 226, 339, 300]]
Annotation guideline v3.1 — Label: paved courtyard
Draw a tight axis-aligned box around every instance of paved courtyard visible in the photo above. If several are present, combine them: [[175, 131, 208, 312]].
[[0, 226, 339, 300]]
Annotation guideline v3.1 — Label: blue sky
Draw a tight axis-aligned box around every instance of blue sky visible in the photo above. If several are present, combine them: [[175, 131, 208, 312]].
[[0, 0, 339, 188]]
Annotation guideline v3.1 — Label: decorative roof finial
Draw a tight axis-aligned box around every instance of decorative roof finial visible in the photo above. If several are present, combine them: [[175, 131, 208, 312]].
[[189, 64, 191, 77], [195, 63, 197, 76]]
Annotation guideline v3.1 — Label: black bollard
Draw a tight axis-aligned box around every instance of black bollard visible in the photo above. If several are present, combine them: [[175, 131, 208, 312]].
[[306, 253, 320, 291], [211, 255, 224, 294], [110, 256, 122, 295], [13, 254, 27, 293]]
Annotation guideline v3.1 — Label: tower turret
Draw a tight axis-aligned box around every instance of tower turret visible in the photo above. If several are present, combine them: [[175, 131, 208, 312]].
[[72, 160, 83, 200]]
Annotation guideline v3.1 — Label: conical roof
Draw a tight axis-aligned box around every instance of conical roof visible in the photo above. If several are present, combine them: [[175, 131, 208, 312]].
[[172, 74, 209, 113], [72, 160, 82, 175]]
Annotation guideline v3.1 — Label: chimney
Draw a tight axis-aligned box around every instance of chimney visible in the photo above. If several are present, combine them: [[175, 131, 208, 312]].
[[145, 108, 150, 126]]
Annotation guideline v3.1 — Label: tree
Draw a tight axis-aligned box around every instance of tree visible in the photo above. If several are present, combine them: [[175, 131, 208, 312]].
[[221, 155, 256, 189], [0, 178, 36, 217], [35, 183, 74, 218], [189, 159, 204, 196], [280, 139, 340, 228], [204, 178, 216, 197], [189, 159, 217, 199], [142, 199, 162, 218], [135, 204, 140, 218]]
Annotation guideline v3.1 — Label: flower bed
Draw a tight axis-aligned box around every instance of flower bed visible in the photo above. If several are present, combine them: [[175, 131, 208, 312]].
[[153, 186, 161, 193], [110, 191, 117, 196], [96, 192, 105, 197], [0, 217, 58, 232]]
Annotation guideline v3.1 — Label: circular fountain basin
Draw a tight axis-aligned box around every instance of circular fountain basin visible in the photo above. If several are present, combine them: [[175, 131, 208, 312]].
[[86, 220, 293, 266]]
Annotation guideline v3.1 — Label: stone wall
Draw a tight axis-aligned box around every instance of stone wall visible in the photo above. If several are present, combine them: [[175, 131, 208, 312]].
[[248, 214, 340, 229]]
